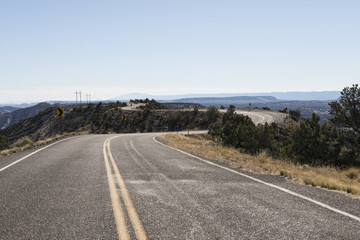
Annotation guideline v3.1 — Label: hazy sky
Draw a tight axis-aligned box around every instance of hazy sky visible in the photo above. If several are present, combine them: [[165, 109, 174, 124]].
[[1, 0, 359, 103]]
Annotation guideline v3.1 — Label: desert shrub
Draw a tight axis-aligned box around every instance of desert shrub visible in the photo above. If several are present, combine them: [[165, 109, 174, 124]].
[[11, 137, 33, 148]]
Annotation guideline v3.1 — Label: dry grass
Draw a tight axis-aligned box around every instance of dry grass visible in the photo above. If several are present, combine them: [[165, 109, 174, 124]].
[[10, 136, 33, 149], [0, 132, 84, 156], [158, 133, 360, 196]]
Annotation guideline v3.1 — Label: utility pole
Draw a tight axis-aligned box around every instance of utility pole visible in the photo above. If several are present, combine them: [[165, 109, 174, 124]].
[[79, 91, 82, 105], [75, 91, 78, 106], [86, 94, 91, 104], [89, 94, 91, 103]]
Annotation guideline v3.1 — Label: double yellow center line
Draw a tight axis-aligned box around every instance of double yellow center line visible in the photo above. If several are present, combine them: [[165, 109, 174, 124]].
[[103, 137, 148, 240]]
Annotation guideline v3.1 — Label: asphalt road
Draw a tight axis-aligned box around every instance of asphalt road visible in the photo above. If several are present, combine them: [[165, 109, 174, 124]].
[[218, 109, 286, 125], [1, 133, 360, 239], [234, 110, 286, 125]]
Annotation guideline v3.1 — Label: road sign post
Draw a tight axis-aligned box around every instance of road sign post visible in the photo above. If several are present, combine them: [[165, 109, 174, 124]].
[[56, 108, 64, 134]]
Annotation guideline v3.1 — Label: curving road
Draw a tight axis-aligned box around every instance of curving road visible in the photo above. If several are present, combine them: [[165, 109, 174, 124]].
[[219, 109, 286, 125], [234, 110, 285, 125], [1, 134, 359, 239]]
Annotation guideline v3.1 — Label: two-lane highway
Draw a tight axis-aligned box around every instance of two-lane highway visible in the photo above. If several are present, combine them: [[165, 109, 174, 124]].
[[219, 109, 286, 125], [0, 135, 118, 239], [1, 134, 360, 239]]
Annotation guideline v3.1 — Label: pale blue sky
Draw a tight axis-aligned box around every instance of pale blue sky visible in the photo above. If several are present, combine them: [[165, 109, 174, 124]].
[[0, 0, 359, 103]]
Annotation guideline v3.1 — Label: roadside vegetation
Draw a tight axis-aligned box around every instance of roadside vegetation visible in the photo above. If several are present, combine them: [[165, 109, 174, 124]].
[[0, 133, 79, 156], [159, 84, 360, 196], [209, 84, 360, 168], [10, 136, 33, 149]]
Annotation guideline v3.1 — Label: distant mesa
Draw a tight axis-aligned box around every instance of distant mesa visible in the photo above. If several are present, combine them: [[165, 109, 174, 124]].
[[171, 96, 278, 103], [113, 91, 340, 102]]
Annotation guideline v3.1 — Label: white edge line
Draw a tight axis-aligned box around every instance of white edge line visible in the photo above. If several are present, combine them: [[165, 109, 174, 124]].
[[0, 137, 77, 173], [152, 136, 360, 223]]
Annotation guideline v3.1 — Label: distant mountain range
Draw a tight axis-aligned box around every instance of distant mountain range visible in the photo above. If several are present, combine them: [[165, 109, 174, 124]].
[[0, 102, 52, 129], [0, 91, 341, 108], [113, 91, 340, 101], [0, 103, 37, 108], [0, 91, 341, 129], [166, 96, 278, 105], [0, 106, 19, 113]]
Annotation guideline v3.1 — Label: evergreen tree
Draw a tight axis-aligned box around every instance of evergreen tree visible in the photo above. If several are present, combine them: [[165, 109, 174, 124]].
[[287, 113, 341, 165], [329, 84, 360, 165], [206, 106, 220, 124], [329, 84, 360, 135]]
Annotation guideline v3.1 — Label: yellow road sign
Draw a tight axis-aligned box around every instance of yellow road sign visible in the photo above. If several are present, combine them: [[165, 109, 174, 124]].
[[57, 108, 64, 117], [121, 114, 127, 121]]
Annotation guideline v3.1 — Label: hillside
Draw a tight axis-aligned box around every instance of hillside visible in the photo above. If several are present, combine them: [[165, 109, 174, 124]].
[[0, 106, 19, 113], [0, 102, 220, 144], [0, 102, 52, 129]]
